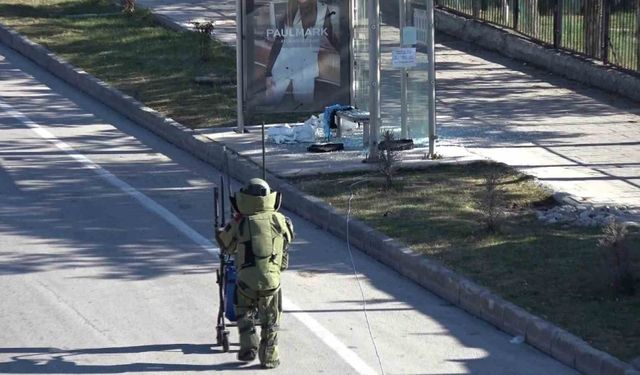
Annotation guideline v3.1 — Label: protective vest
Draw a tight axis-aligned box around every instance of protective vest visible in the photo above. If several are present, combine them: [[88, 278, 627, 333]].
[[217, 190, 294, 292]]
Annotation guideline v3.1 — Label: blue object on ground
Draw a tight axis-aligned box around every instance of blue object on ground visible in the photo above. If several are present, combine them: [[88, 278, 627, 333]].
[[323, 104, 353, 141], [224, 262, 237, 321]]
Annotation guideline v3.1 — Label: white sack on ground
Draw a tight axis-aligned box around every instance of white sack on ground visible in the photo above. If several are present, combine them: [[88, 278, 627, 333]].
[[267, 124, 296, 144], [266, 116, 321, 144]]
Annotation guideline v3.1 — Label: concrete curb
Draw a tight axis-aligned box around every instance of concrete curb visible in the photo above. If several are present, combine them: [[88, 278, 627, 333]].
[[1, 22, 637, 375], [434, 9, 640, 103]]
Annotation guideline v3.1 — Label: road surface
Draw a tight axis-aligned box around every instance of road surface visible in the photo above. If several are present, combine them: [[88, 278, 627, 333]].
[[0, 43, 577, 374]]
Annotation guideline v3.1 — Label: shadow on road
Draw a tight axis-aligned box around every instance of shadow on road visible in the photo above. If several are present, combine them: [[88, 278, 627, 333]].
[[0, 344, 251, 373]]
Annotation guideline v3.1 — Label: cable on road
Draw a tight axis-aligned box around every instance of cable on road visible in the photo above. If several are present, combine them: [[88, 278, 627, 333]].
[[347, 179, 386, 375]]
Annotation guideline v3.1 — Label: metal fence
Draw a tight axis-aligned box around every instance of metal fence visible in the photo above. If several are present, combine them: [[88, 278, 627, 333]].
[[433, 0, 640, 73]]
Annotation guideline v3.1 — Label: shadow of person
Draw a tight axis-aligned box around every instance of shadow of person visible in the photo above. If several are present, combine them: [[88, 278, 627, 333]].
[[0, 344, 251, 373]]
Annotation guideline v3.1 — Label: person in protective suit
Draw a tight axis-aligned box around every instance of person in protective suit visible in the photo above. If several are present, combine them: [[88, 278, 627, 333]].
[[216, 178, 294, 369]]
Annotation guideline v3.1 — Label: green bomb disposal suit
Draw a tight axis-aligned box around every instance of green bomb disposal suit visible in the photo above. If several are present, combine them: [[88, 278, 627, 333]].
[[216, 180, 294, 369]]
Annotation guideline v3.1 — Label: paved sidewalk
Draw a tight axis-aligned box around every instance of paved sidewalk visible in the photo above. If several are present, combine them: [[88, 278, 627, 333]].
[[139, 0, 640, 213]]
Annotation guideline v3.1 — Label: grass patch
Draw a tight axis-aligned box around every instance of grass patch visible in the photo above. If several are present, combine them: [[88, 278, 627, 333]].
[[0, 0, 237, 128], [291, 162, 640, 361]]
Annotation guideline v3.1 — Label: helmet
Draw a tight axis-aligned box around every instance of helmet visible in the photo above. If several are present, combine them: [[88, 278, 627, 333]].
[[243, 178, 270, 197]]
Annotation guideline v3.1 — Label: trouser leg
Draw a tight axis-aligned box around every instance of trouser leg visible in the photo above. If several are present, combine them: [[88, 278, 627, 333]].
[[235, 288, 259, 360], [258, 289, 282, 368]]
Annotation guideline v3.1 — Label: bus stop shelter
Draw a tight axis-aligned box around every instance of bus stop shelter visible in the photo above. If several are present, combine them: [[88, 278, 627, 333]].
[[235, 0, 437, 158]]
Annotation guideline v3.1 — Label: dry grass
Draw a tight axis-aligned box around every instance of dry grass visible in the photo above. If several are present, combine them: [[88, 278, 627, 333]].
[[0, 0, 237, 128], [292, 162, 640, 361]]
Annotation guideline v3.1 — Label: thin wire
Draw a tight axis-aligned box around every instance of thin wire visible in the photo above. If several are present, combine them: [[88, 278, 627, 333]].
[[346, 179, 386, 375]]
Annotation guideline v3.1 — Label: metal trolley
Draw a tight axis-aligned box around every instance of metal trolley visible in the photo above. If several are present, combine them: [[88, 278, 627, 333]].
[[214, 176, 237, 353]]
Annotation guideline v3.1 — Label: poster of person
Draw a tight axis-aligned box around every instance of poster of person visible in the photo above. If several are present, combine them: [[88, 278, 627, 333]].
[[244, 0, 350, 114]]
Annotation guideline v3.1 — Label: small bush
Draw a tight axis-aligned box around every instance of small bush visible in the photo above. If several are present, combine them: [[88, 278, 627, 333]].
[[476, 166, 506, 232], [378, 130, 400, 189], [598, 219, 636, 296], [193, 21, 215, 61], [122, 0, 135, 14]]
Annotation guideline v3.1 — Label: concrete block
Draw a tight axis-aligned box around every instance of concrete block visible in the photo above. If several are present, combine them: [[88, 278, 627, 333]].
[[325, 210, 347, 238], [390, 244, 423, 281], [576, 345, 605, 375], [370, 231, 403, 264], [478, 292, 506, 328], [600, 353, 632, 375], [525, 316, 559, 354], [456, 280, 505, 327], [550, 329, 584, 368], [419, 262, 461, 305], [29, 44, 50, 68], [345, 219, 372, 245], [57, 63, 81, 87], [13, 36, 31, 57], [414, 258, 442, 292], [458, 279, 489, 318], [364, 230, 390, 259], [631, 357, 640, 370], [0, 25, 10, 45], [501, 302, 530, 337]]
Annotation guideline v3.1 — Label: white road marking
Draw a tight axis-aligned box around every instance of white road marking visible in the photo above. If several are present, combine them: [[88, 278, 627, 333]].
[[0, 98, 379, 375]]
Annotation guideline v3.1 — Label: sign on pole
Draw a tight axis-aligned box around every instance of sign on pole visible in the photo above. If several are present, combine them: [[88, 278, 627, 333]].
[[392, 47, 417, 68]]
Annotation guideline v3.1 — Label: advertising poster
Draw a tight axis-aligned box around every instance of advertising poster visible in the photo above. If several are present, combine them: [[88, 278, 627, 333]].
[[244, 0, 351, 114]]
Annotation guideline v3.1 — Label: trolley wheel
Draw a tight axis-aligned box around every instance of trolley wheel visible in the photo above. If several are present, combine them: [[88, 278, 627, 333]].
[[222, 331, 230, 352], [216, 326, 223, 346]]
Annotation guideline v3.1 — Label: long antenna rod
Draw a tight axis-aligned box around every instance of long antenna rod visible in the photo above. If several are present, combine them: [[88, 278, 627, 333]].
[[261, 122, 266, 180], [220, 175, 226, 224], [214, 186, 219, 229], [224, 147, 232, 217]]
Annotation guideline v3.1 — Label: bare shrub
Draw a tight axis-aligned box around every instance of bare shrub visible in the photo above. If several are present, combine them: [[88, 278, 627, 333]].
[[598, 219, 636, 296], [378, 130, 400, 189], [192, 21, 215, 61], [476, 166, 506, 233], [122, 0, 135, 14]]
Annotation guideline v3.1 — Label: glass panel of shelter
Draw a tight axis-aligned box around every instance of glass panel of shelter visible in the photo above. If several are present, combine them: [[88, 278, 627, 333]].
[[351, 0, 430, 147], [351, 0, 370, 111]]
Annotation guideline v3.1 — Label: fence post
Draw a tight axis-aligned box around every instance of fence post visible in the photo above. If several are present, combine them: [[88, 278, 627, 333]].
[[553, 0, 563, 48], [472, 0, 481, 18], [601, 0, 610, 64], [502, 0, 510, 26], [513, 0, 519, 30], [584, 0, 603, 58], [637, 0, 640, 70]]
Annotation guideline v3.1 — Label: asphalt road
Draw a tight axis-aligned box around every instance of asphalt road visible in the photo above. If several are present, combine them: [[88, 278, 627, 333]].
[[0, 43, 578, 374]]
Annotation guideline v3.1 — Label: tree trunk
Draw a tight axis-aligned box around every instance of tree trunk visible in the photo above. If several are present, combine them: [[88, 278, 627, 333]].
[[584, 0, 603, 58]]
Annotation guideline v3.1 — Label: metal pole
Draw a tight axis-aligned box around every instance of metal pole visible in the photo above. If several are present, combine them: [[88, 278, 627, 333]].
[[425, 0, 437, 158], [350, 0, 356, 106], [601, 0, 610, 64], [213, 186, 219, 229], [261, 122, 266, 180], [235, 0, 245, 133], [367, 0, 381, 161], [553, 0, 563, 49], [400, 0, 408, 139], [220, 176, 226, 224], [223, 146, 232, 217]]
